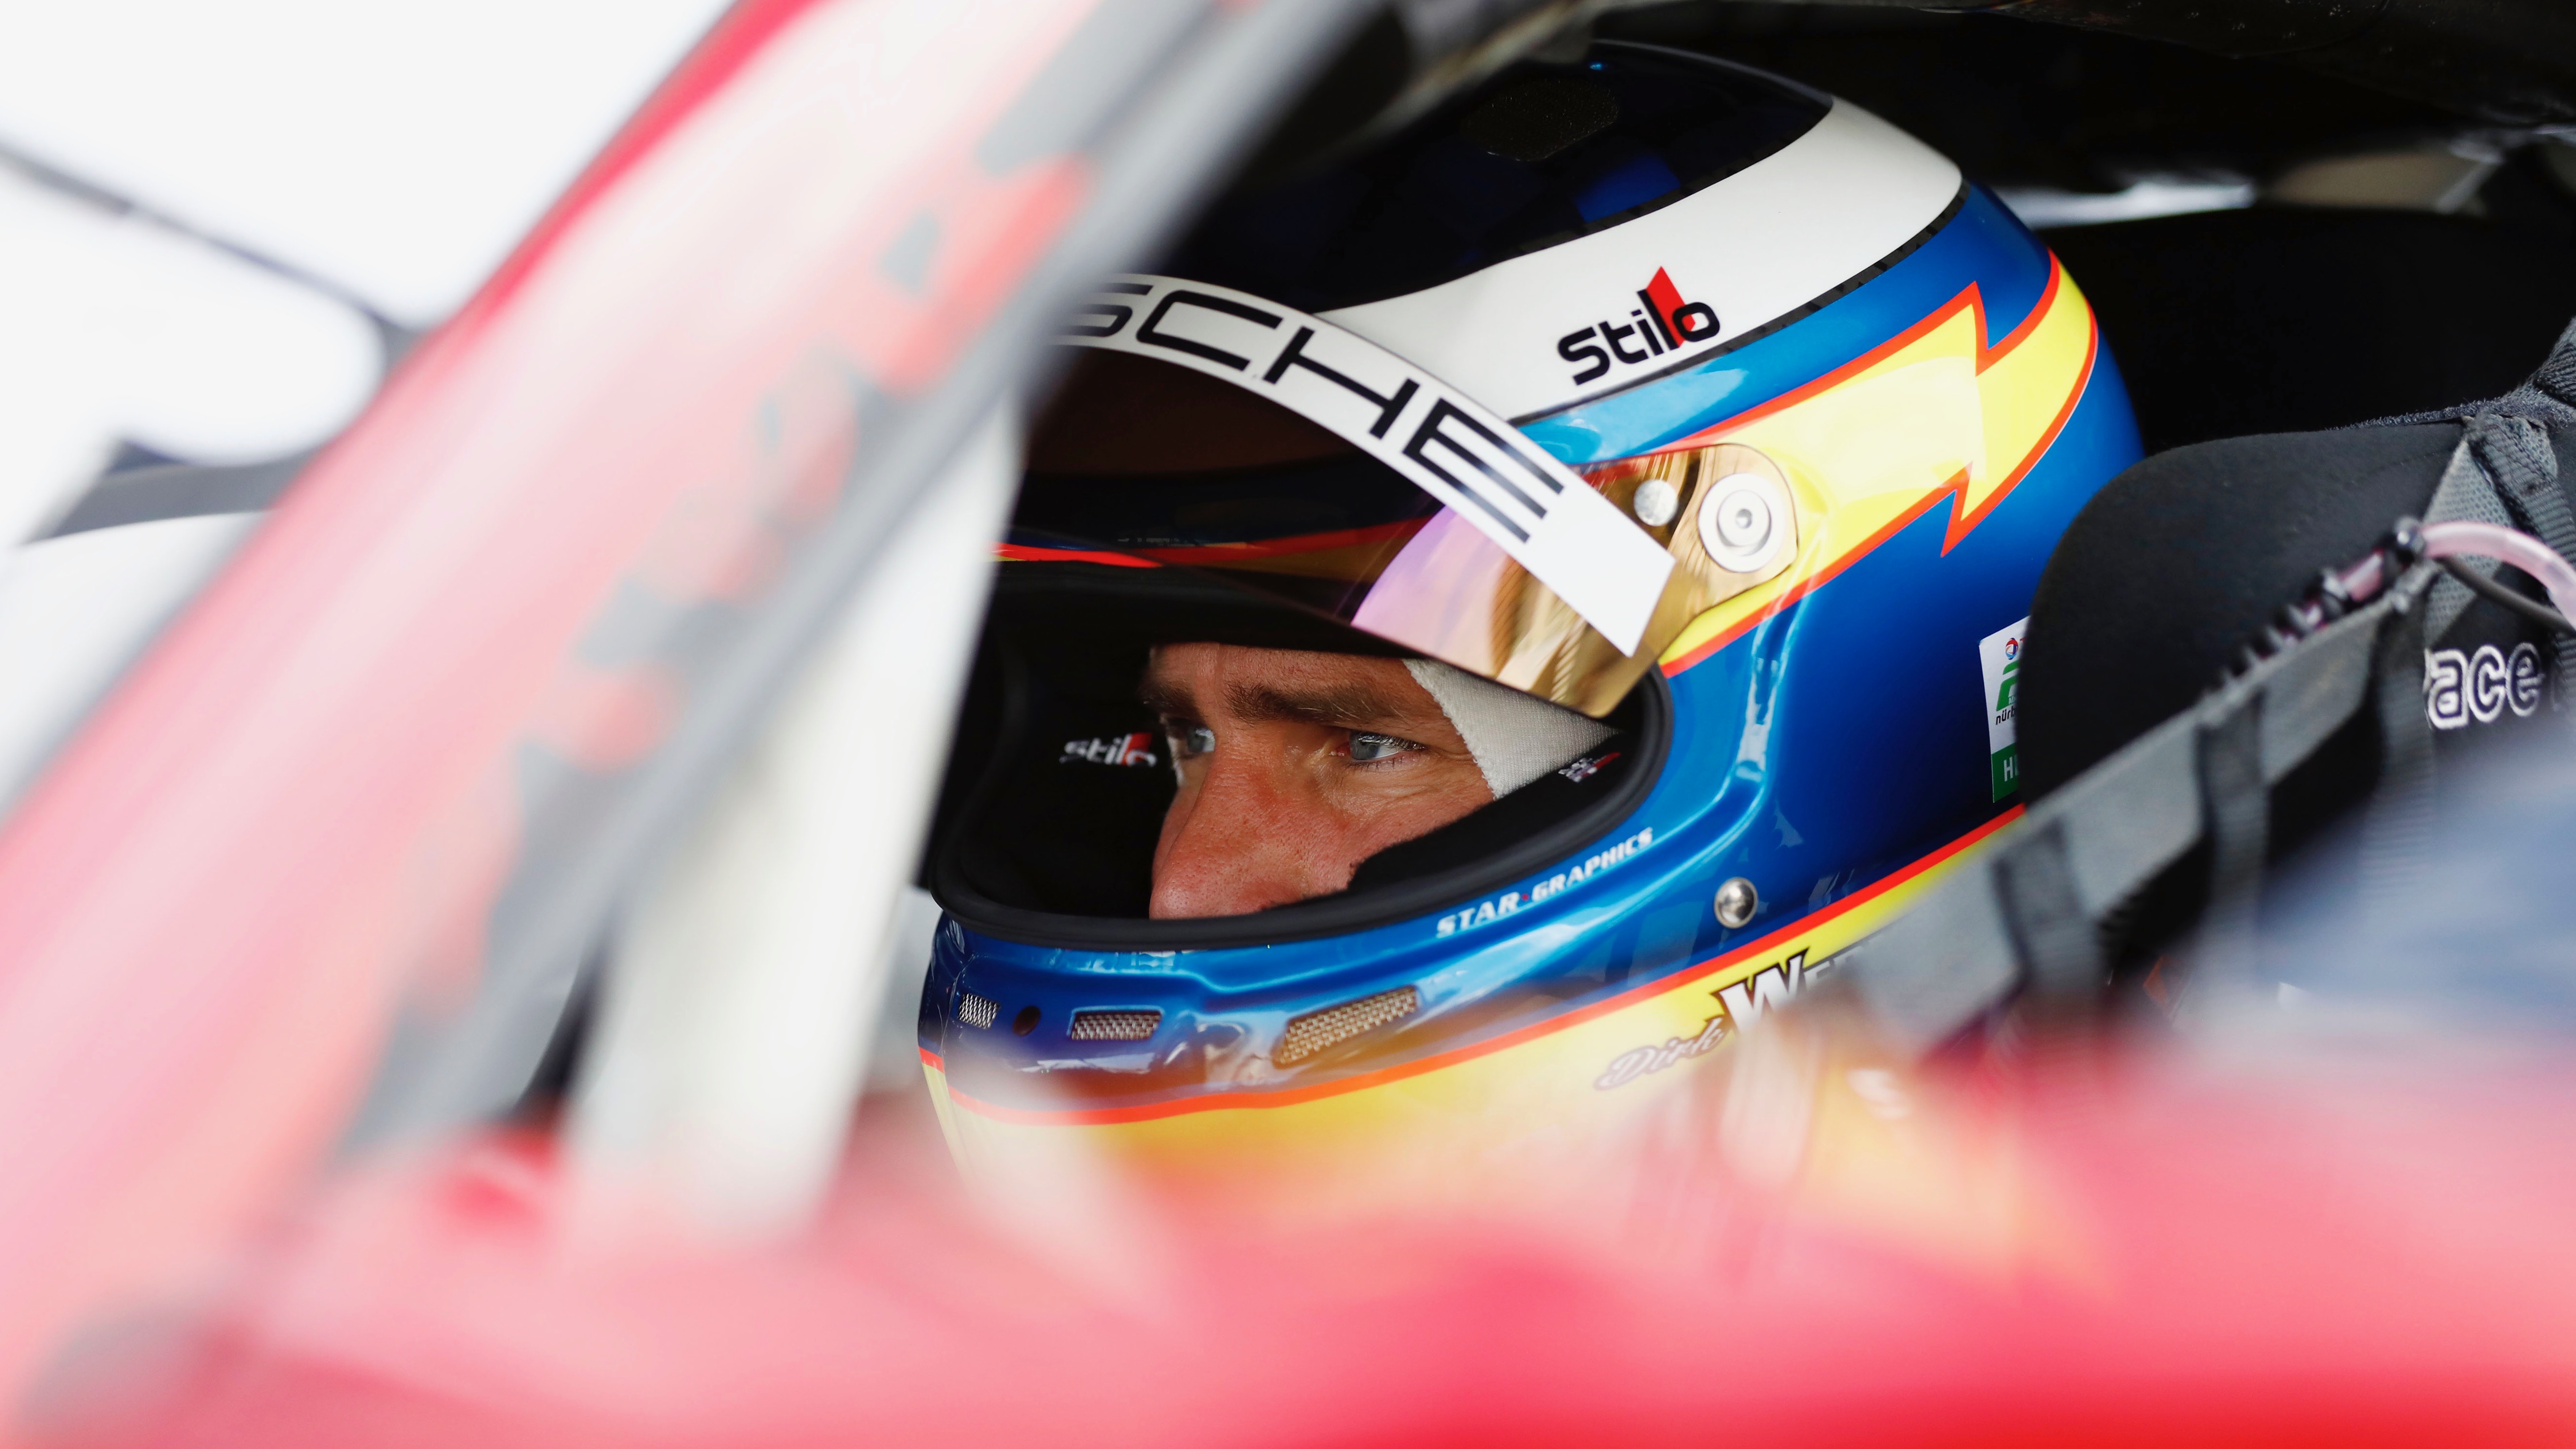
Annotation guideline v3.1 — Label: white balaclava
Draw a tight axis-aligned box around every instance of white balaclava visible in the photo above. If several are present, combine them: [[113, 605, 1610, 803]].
[[1403, 658, 1615, 798]]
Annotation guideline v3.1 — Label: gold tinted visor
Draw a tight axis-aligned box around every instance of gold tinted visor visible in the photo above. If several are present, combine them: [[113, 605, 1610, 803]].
[[1022, 352, 1796, 716]]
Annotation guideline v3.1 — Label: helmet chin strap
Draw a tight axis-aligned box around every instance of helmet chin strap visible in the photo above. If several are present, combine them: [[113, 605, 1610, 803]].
[[1404, 659, 1615, 799]]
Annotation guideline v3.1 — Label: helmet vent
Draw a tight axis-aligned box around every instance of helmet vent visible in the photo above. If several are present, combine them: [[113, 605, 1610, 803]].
[[1069, 1008, 1162, 1042], [1277, 986, 1420, 1065], [958, 992, 999, 1030], [1459, 77, 1617, 164]]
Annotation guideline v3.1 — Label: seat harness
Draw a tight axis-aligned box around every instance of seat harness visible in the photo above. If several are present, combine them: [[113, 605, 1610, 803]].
[[1852, 317, 2576, 1048]]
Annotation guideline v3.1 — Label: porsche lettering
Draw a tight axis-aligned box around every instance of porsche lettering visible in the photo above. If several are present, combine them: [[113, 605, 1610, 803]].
[[1064, 274, 1675, 654]]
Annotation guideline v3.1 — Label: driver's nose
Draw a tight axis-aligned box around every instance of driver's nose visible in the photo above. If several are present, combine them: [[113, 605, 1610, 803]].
[[1148, 748, 1330, 919]]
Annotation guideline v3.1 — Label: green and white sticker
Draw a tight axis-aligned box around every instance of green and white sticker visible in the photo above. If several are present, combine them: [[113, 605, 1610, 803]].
[[1978, 617, 2026, 800]]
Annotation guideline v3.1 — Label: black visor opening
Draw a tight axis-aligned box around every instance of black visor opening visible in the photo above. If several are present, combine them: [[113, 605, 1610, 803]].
[[925, 563, 1669, 951]]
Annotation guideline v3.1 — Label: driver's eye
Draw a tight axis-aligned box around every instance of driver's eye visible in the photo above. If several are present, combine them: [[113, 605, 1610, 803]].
[[1348, 732, 1419, 762], [1170, 723, 1216, 759]]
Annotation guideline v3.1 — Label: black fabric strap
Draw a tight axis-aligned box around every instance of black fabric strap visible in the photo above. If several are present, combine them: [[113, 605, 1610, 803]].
[[2381, 315, 2576, 691], [1843, 319, 2576, 1049], [2357, 594, 2436, 922], [1993, 818, 2101, 1000], [2466, 411, 2576, 705], [1852, 564, 2436, 1052], [2184, 693, 2266, 1002], [2421, 436, 2521, 643]]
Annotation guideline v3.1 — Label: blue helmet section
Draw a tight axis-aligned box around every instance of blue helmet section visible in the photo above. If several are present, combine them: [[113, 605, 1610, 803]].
[[925, 185, 2140, 1116]]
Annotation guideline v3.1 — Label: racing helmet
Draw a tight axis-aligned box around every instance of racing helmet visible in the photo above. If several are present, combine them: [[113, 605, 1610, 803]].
[[919, 42, 2141, 1191]]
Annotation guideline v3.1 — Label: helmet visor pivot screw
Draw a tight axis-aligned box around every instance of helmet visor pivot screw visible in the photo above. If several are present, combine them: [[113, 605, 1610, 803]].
[[1698, 471, 1791, 573], [1631, 477, 1680, 527], [1716, 493, 1767, 549], [1714, 877, 1759, 928]]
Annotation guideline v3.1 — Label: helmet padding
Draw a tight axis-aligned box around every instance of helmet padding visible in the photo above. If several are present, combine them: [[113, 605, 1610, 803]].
[[1404, 659, 1614, 798]]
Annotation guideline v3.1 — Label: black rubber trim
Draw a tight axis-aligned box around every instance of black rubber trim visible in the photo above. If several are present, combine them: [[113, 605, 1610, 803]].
[[2439, 556, 2574, 634], [932, 668, 1672, 950]]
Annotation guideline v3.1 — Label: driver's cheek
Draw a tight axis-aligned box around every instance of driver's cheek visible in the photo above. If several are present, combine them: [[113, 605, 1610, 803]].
[[1147, 740, 1363, 919]]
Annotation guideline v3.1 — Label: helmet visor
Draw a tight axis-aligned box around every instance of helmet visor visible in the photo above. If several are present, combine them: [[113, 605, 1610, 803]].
[[1019, 349, 1793, 715]]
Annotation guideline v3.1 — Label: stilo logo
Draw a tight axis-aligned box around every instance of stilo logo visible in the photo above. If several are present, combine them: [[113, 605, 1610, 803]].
[[1061, 732, 1159, 767], [1556, 267, 1721, 386]]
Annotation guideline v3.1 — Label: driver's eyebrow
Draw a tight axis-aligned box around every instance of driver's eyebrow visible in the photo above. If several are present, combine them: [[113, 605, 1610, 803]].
[[1139, 674, 1200, 722], [1224, 679, 1412, 730]]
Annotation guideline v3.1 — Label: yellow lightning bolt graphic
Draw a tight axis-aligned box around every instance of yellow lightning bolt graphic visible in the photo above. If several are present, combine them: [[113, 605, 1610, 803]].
[[1662, 257, 2102, 674]]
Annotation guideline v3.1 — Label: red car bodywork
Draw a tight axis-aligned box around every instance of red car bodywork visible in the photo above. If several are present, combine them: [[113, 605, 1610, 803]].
[[0, 1, 2570, 1442]]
